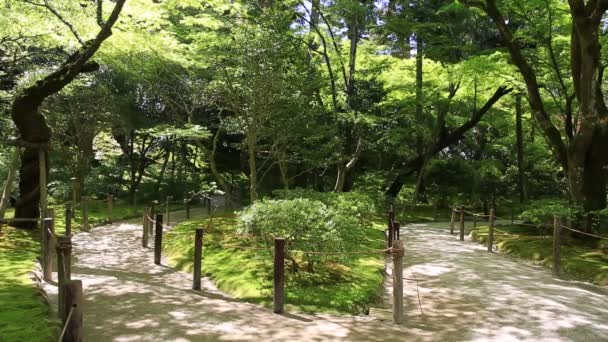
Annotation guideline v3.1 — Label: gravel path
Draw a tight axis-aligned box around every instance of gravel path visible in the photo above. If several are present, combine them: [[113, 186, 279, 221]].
[[41, 216, 608, 341], [394, 222, 608, 342]]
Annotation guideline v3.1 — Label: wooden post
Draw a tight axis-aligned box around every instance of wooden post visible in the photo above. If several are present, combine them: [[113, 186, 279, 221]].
[[392, 240, 404, 325], [142, 208, 149, 248], [81, 197, 89, 232], [553, 216, 561, 277], [42, 209, 54, 282], [149, 201, 157, 238], [39, 149, 48, 219], [192, 228, 203, 290], [487, 208, 495, 252], [65, 203, 72, 236], [473, 214, 478, 229], [56, 235, 72, 284], [206, 197, 211, 215], [107, 194, 113, 223], [393, 221, 400, 241], [273, 238, 285, 314], [459, 206, 465, 241], [450, 208, 456, 235], [154, 214, 163, 265], [59, 280, 83, 342]]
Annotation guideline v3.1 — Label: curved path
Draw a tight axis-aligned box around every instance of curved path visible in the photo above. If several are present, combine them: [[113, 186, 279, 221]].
[[42, 216, 608, 341]]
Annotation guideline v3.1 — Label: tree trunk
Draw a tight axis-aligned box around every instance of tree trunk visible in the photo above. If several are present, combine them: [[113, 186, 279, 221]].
[[515, 94, 527, 203], [247, 128, 258, 203]]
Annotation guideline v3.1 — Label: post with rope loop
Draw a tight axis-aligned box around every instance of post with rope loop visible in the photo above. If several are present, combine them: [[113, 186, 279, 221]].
[[154, 214, 163, 265], [56, 234, 72, 320], [142, 208, 149, 248], [450, 207, 456, 235], [81, 196, 89, 232], [459, 206, 465, 241], [392, 240, 404, 325], [553, 216, 562, 277], [273, 237, 285, 314], [42, 209, 55, 282], [192, 228, 203, 290], [107, 193, 113, 223], [487, 208, 495, 252], [59, 280, 83, 342], [65, 202, 72, 236]]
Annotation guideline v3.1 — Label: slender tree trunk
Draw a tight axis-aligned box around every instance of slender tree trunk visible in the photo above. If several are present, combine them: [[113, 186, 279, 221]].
[[155, 144, 170, 195], [247, 128, 258, 203], [515, 94, 527, 203]]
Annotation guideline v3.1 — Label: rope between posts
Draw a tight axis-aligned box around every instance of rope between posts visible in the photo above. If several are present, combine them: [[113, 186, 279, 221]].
[[560, 225, 608, 240], [287, 247, 394, 255], [58, 304, 76, 342]]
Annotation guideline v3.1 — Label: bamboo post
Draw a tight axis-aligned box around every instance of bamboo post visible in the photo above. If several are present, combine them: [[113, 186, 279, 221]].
[[487, 208, 495, 252], [553, 216, 562, 277], [142, 208, 149, 248], [81, 197, 89, 232], [0, 148, 19, 232], [273, 238, 285, 314], [107, 194, 113, 223], [154, 214, 163, 265], [393, 221, 400, 241], [192, 228, 203, 290], [392, 240, 404, 325], [459, 206, 465, 241], [65, 203, 72, 236], [42, 209, 54, 282], [388, 211, 394, 250], [59, 280, 83, 342], [70, 177, 78, 204], [39, 149, 48, 220], [450, 208, 456, 235], [165, 195, 172, 225]]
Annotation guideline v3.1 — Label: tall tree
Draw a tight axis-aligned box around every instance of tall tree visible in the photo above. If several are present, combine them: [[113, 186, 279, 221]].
[[9, 0, 126, 226]]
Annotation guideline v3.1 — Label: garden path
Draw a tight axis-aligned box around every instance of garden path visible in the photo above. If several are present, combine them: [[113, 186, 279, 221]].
[[385, 222, 608, 341]]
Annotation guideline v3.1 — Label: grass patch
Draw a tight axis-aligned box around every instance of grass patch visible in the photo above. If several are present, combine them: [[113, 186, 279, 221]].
[[0, 201, 145, 341], [394, 205, 451, 223], [163, 213, 387, 314], [471, 225, 608, 285], [0, 227, 58, 341]]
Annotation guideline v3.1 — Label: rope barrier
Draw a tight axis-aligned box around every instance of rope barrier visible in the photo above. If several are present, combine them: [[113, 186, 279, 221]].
[[287, 247, 394, 256], [561, 225, 608, 240], [58, 305, 76, 342]]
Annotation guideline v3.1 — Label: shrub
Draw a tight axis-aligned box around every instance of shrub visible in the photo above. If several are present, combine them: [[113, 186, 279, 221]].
[[271, 189, 376, 221], [520, 199, 582, 225], [238, 198, 365, 271]]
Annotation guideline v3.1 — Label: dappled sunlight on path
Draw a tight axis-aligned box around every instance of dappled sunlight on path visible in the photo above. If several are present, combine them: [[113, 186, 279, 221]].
[[398, 223, 608, 342], [41, 209, 410, 341]]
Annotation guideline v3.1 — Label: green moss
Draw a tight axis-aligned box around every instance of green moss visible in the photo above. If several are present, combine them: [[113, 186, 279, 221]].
[[0, 227, 58, 341], [471, 225, 608, 285], [163, 214, 386, 314]]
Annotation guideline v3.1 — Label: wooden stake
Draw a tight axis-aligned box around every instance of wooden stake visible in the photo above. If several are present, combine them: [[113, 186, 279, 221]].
[[142, 208, 149, 248], [39, 149, 47, 219], [450, 208, 456, 235], [459, 206, 465, 241], [59, 280, 83, 342], [56, 235, 72, 284], [393, 221, 401, 241], [42, 209, 54, 282], [154, 214, 163, 265], [65, 203, 72, 236], [107, 194, 113, 223], [488, 208, 495, 252], [185, 199, 191, 219], [473, 214, 478, 229], [392, 240, 404, 325], [553, 216, 561, 277], [273, 238, 285, 314], [70, 177, 78, 204], [388, 211, 394, 250], [192, 228, 203, 290], [165, 196, 171, 225]]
